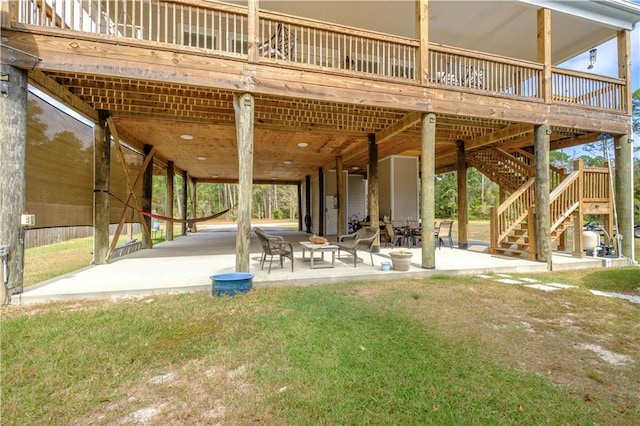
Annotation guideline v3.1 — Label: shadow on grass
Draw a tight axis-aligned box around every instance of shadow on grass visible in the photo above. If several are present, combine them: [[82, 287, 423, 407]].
[[578, 267, 640, 293]]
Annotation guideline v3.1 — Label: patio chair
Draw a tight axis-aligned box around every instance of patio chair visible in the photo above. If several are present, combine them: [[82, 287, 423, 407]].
[[436, 220, 454, 249], [258, 23, 296, 60], [254, 227, 294, 273], [337, 226, 379, 267], [384, 222, 403, 247]]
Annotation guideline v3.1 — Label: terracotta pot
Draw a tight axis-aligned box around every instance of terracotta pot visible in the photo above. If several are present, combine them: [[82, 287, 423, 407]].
[[389, 251, 412, 271]]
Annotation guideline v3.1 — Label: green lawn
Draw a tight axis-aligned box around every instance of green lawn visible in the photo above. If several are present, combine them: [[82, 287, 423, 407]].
[[2, 277, 639, 425]]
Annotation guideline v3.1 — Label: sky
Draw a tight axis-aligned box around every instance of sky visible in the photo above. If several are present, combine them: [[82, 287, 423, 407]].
[[559, 17, 639, 159]]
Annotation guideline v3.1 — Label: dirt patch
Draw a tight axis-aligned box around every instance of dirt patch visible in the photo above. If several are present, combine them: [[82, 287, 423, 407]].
[[74, 359, 262, 425]]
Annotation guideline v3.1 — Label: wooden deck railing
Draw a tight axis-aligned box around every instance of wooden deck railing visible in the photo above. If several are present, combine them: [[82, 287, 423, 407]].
[[552, 68, 625, 112], [258, 11, 418, 80], [7, 0, 627, 110], [583, 166, 611, 202], [428, 45, 543, 100]]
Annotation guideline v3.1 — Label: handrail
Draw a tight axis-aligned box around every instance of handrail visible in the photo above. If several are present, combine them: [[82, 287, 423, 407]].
[[551, 67, 625, 111], [510, 148, 566, 189], [490, 177, 535, 249], [548, 170, 580, 232]]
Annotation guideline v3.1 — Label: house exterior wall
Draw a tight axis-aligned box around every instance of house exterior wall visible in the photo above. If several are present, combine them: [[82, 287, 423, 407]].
[[392, 156, 419, 221], [347, 174, 366, 223], [378, 158, 391, 219]]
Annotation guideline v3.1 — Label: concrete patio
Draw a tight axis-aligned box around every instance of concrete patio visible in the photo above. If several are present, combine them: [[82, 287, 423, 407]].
[[15, 223, 625, 304]]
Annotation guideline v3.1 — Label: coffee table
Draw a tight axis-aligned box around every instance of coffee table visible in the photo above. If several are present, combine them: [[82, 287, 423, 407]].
[[299, 241, 339, 269]]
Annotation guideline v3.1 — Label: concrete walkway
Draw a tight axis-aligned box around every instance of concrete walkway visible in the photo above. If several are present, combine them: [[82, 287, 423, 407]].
[[15, 223, 623, 304]]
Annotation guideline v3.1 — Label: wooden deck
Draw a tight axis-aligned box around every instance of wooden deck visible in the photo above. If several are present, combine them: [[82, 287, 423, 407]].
[[1, 0, 632, 184]]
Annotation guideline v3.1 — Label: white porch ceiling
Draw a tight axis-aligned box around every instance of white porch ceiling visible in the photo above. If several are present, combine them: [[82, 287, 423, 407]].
[[251, 0, 640, 65]]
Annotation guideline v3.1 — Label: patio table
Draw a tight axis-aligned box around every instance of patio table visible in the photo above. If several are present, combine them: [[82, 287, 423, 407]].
[[299, 241, 339, 269]]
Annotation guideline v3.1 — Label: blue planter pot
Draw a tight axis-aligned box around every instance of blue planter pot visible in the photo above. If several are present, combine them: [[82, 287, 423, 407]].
[[210, 273, 254, 296]]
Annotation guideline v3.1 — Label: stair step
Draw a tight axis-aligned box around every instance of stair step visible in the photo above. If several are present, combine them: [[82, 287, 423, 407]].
[[493, 247, 527, 257]]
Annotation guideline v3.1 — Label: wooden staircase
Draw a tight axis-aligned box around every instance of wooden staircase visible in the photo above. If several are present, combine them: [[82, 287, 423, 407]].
[[467, 148, 606, 260]]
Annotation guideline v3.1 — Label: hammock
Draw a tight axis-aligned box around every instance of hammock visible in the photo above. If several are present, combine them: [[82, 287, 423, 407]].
[[140, 208, 230, 224]]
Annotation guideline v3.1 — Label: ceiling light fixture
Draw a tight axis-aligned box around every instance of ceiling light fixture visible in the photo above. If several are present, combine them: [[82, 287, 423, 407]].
[[283, 160, 293, 165], [297, 142, 308, 148], [352, 166, 360, 170], [197, 156, 207, 160], [180, 134, 194, 140]]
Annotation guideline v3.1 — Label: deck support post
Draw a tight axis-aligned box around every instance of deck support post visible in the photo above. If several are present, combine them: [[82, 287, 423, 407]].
[[572, 159, 585, 258], [367, 134, 380, 253], [305, 175, 312, 233], [188, 177, 197, 233], [537, 8, 552, 103], [421, 113, 436, 268], [166, 161, 174, 241], [318, 168, 324, 236], [142, 144, 154, 248], [247, 0, 259, 62], [456, 140, 468, 249], [416, 0, 429, 86], [234, 93, 254, 272], [534, 124, 552, 269], [0, 64, 27, 301], [181, 170, 188, 236], [93, 111, 110, 264], [336, 156, 345, 238], [297, 181, 303, 231], [614, 134, 633, 259]]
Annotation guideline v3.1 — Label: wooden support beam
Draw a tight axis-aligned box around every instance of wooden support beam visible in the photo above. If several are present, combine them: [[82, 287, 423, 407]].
[[188, 177, 198, 233], [93, 111, 110, 265], [305, 175, 312, 233], [142, 144, 154, 247], [367, 134, 380, 252], [166, 161, 174, 241], [416, 0, 429, 86], [29, 70, 99, 122], [456, 140, 468, 249], [181, 170, 188, 236], [234, 93, 254, 272], [318, 168, 325, 236], [0, 64, 27, 302], [105, 118, 154, 261], [336, 156, 345, 237], [617, 30, 632, 115], [465, 123, 531, 152], [537, 8, 552, 103], [247, 0, 259, 63], [614, 134, 633, 258], [534, 124, 551, 269], [376, 112, 421, 144], [297, 181, 303, 231], [421, 113, 436, 268], [572, 159, 585, 258]]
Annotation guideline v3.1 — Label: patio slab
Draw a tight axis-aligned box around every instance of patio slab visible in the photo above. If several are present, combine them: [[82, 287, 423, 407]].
[[14, 223, 625, 304]]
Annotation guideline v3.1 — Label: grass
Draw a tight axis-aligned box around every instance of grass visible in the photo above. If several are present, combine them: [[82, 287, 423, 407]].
[[2, 278, 639, 425], [23, 234, 166, 287]]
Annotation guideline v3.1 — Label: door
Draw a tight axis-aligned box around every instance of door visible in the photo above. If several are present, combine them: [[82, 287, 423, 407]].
[[325, 196, 337, 235]]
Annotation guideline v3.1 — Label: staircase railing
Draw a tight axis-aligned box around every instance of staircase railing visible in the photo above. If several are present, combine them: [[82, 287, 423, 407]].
[[549, 170, 581, 235], [511, 148, 567, 189], [467, 147, 533, 192], [489, 177, 535, 253]]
